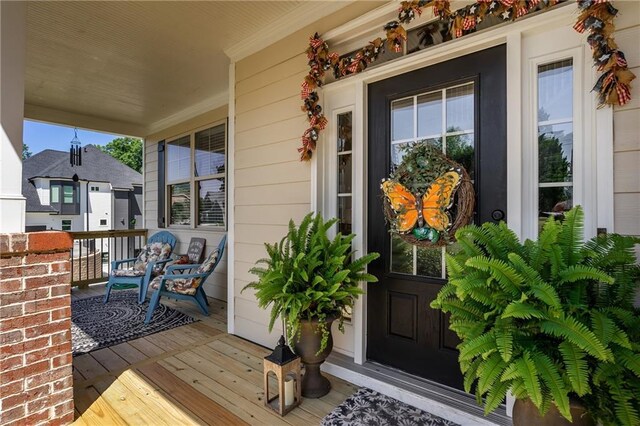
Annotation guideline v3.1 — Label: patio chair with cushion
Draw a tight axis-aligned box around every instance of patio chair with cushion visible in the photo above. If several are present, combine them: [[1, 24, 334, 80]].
[[104, 231, 177, 304], [144, 235, 226, 324]]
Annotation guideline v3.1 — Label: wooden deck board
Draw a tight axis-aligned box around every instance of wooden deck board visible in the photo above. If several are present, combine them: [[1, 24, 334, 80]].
[[72, 284, 353, 426], [137, 363, 249, 426]]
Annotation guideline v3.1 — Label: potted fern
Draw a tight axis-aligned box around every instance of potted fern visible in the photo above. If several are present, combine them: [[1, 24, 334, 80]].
[[431, 207, 640, 425], [244, 213, 379, 398]]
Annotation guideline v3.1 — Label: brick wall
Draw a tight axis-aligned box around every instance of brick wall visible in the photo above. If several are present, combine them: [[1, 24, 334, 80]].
[[0, 232, 74, 425]]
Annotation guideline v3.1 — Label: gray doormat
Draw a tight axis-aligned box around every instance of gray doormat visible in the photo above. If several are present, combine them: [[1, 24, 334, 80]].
[[322, 388, 459, 426], [71, 289, 196, 356]]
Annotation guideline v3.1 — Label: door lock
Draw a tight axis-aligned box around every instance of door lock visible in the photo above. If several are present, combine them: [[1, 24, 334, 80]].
[[491, 209, 505, 221]]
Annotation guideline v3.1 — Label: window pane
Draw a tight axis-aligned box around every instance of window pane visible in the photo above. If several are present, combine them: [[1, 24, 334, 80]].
[[538, 60, 573, 122], [539, 186, 573, 231], [391, 235, 413, 274], [446, 84, 474, 132], [63, 186, 74, 204], [338, 197, 352, 235], [198, 178, 225, 226], [169, 183, 191, 225], [195, 125, 225, 177], [167, 135, 191, 182], [446, 133, 474, 180], [538, 122, 573, 183], [416, 247, 443, 278], [51, 186, 59, 203], [61, 220, 71, 231], [391, 98, 414, 141], [337, 112, 352, 152], [338, 154, 352, 194], [417, 91, 442, 138]]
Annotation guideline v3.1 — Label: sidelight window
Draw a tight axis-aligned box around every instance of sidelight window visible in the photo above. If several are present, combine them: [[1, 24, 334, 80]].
[[537, 59, 573, 233], [337, 112, 353, 236]]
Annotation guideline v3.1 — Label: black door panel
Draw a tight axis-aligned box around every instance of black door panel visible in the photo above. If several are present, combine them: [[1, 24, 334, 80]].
[[367, 45, 507, 390]]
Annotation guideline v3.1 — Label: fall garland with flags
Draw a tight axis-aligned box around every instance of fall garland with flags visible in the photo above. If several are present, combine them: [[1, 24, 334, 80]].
[[298, 0, 635, 161]]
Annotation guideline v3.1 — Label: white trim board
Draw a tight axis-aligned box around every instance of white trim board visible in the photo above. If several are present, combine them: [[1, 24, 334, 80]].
[[227, 62, 236, 335]]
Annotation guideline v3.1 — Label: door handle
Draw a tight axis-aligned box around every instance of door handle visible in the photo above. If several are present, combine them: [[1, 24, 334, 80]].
[[491, 209, 505, 221]]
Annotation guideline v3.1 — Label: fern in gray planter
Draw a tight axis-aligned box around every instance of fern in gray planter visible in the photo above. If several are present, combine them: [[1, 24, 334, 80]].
[[431, 207, 640, 424], [244, 212, 379, 353]]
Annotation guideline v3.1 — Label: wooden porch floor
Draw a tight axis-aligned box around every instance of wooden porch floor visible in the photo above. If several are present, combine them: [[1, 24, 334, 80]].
[[71, 285, 358, 425]]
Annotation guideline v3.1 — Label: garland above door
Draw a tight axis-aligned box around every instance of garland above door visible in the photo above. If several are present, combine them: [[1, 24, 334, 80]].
[[297, 0, 636, 161]]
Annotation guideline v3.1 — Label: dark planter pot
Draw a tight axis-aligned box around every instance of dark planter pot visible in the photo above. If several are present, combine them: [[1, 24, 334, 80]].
[[513, 398, 594, 426], [293, 315, 337, 398]]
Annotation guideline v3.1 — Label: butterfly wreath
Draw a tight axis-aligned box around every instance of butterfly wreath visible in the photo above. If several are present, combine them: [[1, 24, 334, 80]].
[[380, 147, 474, 247]]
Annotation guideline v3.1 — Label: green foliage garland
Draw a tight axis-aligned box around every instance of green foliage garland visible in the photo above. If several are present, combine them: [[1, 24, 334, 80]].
[[431, 206, 640, 424], [244, 213, 379, 353]]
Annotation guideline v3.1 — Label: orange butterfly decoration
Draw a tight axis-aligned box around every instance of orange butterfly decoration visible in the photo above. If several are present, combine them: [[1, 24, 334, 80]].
[[381, 170, 461, 233]]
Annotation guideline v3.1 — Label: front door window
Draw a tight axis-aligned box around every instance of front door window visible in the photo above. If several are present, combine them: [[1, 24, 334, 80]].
[[389, 82, 475, 279]]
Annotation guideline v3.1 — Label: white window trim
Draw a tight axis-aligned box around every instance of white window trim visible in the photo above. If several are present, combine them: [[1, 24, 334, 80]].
[[165, 119, 228, 230], [315, 2, 611, 370]]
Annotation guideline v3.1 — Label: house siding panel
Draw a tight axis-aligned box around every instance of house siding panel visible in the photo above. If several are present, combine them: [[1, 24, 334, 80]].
[[232, 1, 381, 350], [144, 106, 229, 301], [613, 4, 640, 237]]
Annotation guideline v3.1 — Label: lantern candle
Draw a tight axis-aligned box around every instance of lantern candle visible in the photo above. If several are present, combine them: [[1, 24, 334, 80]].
[[284, 377, 295, 407]]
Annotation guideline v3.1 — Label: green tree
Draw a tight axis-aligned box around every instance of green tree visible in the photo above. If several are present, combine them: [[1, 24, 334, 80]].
[[22, 143, 32, 160], [99, 137, 143, 173]]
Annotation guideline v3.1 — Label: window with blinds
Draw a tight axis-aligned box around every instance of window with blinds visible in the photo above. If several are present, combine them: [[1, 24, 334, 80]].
[[165, 122, 227, 228]]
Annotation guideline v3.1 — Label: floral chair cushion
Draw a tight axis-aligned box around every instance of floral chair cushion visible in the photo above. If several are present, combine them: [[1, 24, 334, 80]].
[[149, 249, 220, 295], [133, 242, 172, 272], [149, 276, 197, 295], [111, 242, 171, 277], [110, 268, 146, 277]]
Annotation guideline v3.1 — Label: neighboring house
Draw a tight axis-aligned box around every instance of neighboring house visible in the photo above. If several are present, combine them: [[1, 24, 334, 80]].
[[22, 145, 143, 232]]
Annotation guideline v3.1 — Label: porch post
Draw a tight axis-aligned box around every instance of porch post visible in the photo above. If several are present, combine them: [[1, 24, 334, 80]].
[[0, 1, 27, 233]]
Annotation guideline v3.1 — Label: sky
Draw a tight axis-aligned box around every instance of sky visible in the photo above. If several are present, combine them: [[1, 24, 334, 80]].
[[23, 120, 123, 155]]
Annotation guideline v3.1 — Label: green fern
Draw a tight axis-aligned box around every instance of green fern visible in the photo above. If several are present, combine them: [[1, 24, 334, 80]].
[[431, 206, 640, 425], [244, 213, 379, 354]]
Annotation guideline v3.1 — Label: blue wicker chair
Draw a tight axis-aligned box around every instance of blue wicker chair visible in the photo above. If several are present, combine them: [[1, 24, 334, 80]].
[[104, 231, 177, 304], [145, 235, 226, 323]]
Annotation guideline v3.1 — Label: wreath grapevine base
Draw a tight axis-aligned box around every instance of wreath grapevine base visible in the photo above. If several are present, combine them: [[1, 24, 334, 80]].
[[298, 0, 636, 160], [381, 144, 475, 248]]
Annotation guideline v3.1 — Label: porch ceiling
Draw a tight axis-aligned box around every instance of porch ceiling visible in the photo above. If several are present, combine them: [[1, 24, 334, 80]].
[[25, 1, 353, 136]]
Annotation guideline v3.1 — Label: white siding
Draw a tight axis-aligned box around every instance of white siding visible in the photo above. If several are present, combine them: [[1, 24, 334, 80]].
[[232, 2, 382, 349], [613, 1, 640, 237]]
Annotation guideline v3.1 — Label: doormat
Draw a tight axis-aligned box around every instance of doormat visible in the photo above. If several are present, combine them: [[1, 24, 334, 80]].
[[71, 290, 197, 356], [321, 388, 459, 426]]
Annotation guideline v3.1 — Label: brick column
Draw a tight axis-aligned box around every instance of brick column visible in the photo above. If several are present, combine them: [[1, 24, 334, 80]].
[[1, 232, 74, 425]]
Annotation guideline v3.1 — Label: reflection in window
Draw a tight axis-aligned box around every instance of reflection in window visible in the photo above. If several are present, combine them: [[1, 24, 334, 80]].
[[198, 178, 225, 226], [169, 183, 191, 226], [537, 60, 573, 232], [337, 112, 353, 235], [389, 82, 475, 279]]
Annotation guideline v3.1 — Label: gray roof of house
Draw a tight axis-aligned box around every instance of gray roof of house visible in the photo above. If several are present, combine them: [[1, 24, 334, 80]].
[[23, 145, 142, 213]]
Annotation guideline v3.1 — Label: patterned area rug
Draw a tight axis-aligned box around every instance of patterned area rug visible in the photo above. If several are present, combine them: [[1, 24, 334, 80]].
[[322, 388, 459, 426], [71, 290, 197, 356]]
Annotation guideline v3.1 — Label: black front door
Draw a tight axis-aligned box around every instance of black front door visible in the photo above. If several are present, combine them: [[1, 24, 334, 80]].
[[367, 45, 507, 390]]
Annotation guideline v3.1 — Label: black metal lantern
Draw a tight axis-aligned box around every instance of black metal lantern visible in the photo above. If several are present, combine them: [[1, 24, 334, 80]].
[[69, 128, 82, 167], [263, 335, 302, 416]]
